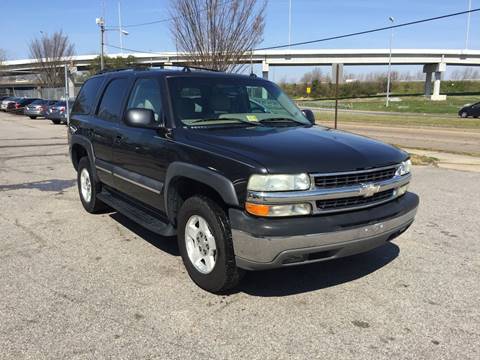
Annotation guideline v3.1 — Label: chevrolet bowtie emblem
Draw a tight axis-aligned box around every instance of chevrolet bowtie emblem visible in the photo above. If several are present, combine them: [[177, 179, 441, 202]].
[[359, 183, 381, 197]]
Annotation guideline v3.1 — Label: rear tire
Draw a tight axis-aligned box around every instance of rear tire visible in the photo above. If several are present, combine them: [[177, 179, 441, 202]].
[[77, 157, 108, 213], [29, 116, 37, 119], [51, 119, 61, 124], [177, 196, 244, 293]]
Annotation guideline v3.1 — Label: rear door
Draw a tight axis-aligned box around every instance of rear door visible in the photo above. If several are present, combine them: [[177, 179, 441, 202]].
[[112, 76, 169, 211], [91, 77, 132, 185]]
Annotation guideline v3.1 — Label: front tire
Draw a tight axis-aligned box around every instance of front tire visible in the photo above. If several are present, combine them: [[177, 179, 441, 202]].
[[77, 157, 107, 213], [51, 119, 61, 124], [29, 116, 37, 119], [177, 196, 243, 293]]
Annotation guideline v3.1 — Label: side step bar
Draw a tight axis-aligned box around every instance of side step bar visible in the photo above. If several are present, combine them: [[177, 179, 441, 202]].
[[97, 190, 176, 237]]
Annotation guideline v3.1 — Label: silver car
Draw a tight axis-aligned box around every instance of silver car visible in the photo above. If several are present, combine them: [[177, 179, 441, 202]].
[[24, 99, 56, 119]]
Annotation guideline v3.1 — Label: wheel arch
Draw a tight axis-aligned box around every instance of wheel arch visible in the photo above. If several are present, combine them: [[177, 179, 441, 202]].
[[70, 135, 97, 180], [164, 162, 239, 225]]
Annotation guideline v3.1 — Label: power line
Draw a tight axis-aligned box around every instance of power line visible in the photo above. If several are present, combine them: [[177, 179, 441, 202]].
[[105, 8, 480, 55], [106, 0, 234, 29], [105, 43, 160, 54], [257, 8, 480, 51]]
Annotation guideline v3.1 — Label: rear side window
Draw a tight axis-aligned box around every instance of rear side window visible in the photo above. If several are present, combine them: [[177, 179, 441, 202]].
[[72, 77, 103, 115], [97, 78, 129, 122]]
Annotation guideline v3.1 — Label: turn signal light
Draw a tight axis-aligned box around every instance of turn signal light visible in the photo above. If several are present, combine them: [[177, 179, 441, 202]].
[[245, 202, 270, 216], [245, 202, 312, 217]]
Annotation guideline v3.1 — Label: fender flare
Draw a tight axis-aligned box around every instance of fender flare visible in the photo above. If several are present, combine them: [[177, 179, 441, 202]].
[[69, 134, 98, 180], [164, 162, 239, 220]]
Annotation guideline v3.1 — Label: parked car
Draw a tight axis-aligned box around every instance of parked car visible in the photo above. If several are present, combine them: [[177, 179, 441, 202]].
[[7, 98, 41, 114], [24, 99, 57, 119], [1, 97, 21, 111], [69, 68, 419, 293], [458, 102, 480, 118], [46, 100, 72, 124]]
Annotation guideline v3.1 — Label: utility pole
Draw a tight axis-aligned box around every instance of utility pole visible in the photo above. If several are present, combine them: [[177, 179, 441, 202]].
[[386, 16, 395, 107], [465, 0, 472, 49], [96, 17, 105, 70]]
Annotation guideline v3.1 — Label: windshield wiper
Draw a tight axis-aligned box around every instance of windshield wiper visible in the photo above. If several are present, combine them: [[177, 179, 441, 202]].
[[259, 117, 305, 126], [190, 117, 262, 126]]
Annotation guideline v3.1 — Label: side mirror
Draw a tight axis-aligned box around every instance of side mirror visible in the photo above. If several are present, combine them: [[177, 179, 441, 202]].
[[301, 109, 315, 125], [124, 108, 159, 128]]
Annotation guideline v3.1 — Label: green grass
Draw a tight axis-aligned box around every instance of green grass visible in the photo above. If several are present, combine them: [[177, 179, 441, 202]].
[[299, 95, 479, 114], [314, 110, 480, 129]]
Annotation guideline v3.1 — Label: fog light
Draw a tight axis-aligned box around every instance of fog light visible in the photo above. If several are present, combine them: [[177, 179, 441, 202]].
[[396, 184, 409, 197], [245, 202, 312, 217]]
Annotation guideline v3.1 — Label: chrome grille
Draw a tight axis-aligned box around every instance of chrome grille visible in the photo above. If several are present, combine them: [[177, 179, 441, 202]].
[[314, 167, 397, 188], [316, 189, 395, 212]]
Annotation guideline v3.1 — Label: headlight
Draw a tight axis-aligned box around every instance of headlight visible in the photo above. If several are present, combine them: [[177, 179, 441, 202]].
[[396, 159, 412, 176], [247, 173, 310, 191], [245, 202, 312, 217]]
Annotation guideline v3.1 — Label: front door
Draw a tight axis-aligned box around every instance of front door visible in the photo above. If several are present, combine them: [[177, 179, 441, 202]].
[[112, 77, 169, 212]]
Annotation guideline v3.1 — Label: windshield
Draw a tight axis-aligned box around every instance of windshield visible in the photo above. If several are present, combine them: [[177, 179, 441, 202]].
[[168, 76, 310, 127]]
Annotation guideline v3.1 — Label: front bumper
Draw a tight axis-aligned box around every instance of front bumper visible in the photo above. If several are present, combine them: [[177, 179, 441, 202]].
[[230, 192, 419, 270]]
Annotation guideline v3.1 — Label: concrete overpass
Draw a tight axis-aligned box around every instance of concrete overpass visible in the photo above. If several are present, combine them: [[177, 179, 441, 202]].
[[2, 49, 480, 100]]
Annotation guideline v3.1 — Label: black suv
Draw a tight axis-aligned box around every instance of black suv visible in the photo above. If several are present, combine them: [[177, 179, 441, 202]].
[[68, 68, 419, 293]]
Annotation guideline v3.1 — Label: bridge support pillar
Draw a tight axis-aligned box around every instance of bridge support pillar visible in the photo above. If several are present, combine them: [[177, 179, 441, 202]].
[[67, 74, 76, 98], [423, 63, 446, 101], [262, 61, 269, 80]]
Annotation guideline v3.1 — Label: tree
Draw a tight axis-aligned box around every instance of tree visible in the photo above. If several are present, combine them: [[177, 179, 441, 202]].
[[88, 55, 138, 75], [0, 49, 6, 71], [0, 48, 6, 63], [170, 0, 266, 72], [29, 30, 75, 88]]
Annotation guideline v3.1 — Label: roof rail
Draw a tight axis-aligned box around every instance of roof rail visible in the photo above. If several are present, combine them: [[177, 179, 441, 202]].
[[94, 64, 222, 75], [182, 65, 220, 72], [95, 66, 150, 75]]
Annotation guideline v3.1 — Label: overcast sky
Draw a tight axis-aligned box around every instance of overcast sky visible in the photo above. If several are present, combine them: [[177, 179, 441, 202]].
[[1, 0, 477, 80]]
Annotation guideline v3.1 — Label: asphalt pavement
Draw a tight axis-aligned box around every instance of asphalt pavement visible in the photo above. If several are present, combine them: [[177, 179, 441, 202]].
[[0, 112, 479, 359]]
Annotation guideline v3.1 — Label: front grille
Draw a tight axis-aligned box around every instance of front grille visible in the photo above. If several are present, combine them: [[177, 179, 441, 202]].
[[314, 167, 397, 188], [316, 189, 394, 211]]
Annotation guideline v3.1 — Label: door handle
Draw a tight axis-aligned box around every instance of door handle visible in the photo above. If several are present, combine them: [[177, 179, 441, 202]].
[[114, 135, 124, 144]]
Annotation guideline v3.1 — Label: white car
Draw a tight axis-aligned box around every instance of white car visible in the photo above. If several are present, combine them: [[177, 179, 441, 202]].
[[1, 97, 20, 111]]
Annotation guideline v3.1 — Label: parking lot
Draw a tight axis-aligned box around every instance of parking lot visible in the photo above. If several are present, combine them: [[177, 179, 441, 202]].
[[0, 112, 479, 359]]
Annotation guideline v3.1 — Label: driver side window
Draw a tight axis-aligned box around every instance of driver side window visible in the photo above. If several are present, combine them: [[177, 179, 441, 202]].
[[126, 78, 163, 122]]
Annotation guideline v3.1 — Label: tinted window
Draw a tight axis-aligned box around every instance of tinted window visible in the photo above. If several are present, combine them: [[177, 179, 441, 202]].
[[126, 78, 163, 122], [30, 99, 44, 105], [97, 78, 129, 122], [72, 77, 103, 115]]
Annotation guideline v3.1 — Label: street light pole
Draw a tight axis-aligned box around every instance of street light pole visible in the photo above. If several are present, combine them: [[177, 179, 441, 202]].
[[386, 16, 394, 107], [465, 0, 472, 49], [288, 0, 292, 48], [96, 17, 105, 70], [118, 1, 124, 55]]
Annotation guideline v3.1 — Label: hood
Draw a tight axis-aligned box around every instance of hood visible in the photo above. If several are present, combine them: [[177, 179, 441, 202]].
[[185, 125, 407, 173]]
